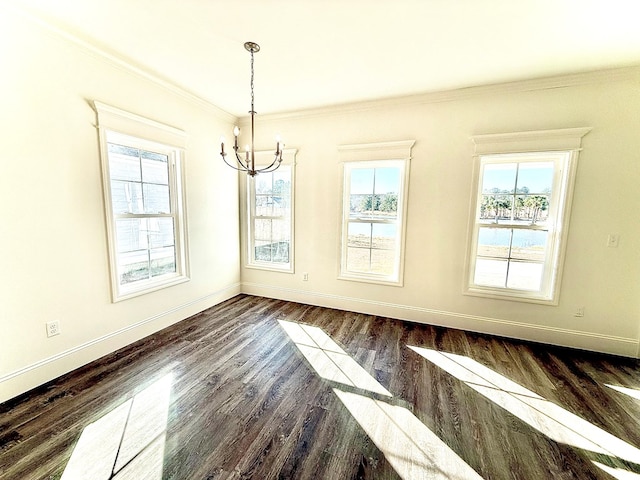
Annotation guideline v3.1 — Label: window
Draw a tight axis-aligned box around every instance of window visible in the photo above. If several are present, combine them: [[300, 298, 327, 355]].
[[246, 150, 296, 272], [94, 102, 189, 301], [338, 141, 414, 286], [466, 128, 590, 304]]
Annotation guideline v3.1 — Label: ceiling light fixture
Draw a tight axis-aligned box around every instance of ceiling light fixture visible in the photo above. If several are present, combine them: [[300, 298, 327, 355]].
[[220, 41, 283, 177]]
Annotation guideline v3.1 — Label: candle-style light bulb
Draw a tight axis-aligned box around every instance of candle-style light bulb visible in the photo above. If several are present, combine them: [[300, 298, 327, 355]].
[[245, 144, 250, 161], [233, 126, 240, 149]]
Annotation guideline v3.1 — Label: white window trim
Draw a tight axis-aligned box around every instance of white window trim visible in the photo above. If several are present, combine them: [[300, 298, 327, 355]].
[[94, 101, 190, 302], [338, 140, 414, 286], [242, 148, 297, 273], [465, 127, 591, 304]]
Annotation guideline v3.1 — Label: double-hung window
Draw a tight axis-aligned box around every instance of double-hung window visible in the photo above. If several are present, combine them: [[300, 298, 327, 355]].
[[246, 150, 296, 272], [338, 141, 414, 286], [95, 102, 189, 301], [466, 128, 590, 304]]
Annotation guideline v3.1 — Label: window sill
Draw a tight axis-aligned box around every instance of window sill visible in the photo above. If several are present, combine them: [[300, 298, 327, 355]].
[[245, 263, 294, 274], [114, 275, 190, 302], [464, 285, 558, 306], [338, 273, 403, 287]]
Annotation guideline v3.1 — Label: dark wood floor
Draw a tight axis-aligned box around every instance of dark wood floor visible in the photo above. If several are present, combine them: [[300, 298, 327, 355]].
[[2, 294, 640, 479]]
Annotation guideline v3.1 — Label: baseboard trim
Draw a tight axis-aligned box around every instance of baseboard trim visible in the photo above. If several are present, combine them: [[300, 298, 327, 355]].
[[0, 283, 240, 403], [241, 282, 639, 358]]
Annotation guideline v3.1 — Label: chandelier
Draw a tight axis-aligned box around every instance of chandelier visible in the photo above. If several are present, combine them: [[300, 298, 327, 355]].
[[220, 41, 283, 177]]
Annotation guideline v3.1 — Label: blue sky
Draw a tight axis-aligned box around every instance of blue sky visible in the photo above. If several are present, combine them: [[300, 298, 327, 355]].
[[350, 167, 400, 195], [482, 162, 553, 193]]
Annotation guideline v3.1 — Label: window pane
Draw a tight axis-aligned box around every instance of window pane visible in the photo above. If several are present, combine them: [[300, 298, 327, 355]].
[[477, 227, 511, 259], [108, 144, 141, 182], [346, 247, 370, 273], [272, 241, 289, 263], [378, 193, 398, 217], [348, 223, 371, 248], [479, 194, 513, 223], [350, 168, 401, 219], [143, 184, 170, 213], [350, 194, 372, 217], [111, 181, 143, 214], [255, 195, 274, 217], [254, 219, 272, 241], [374, 167, 400, 195], [507, 261, 543, 291], [150, 246, 176, 277], [271, 194, 288, 216], [119, 250, 149, 285], [371, 249, 395, 275], [350, 168, 374, 194], [516, 162, 553, 194], [254, 240, 272, 262], [273, 171, 291, 201], [116, 218, 149, 252], [271, 219, 289, 242], [141, 154, 169, 185], [147, 218, 175, 248], [511, 230, 547, 262], [254, 240, 289, 263], [372, 223, 396, 250], [474, 258, 508, 287], [521, 195, 550, 225], [254, 174, 273, 194], [482, 163, 517, 193]]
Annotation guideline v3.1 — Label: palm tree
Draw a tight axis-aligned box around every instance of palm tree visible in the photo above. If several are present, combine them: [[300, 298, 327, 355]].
[[524, 195, 549, 224]]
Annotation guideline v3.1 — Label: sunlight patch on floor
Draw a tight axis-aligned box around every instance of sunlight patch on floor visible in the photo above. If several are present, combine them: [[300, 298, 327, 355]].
[[333, 389, 484, 480], [278, 319, 392, 396], [279, 319, 483, 480], [606, 384, 640, 401], [409, 345, 640, 466], [61, 373, 173, 480], [593, 461, 640, 479]]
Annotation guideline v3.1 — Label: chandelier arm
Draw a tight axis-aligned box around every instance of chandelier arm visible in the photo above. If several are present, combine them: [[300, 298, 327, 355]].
[[221, 152, 249, 172], [257, 164, 282, 175], [233, 150, 250, 170], [221, 158, 247, 172], [255, 153, 284, 174]]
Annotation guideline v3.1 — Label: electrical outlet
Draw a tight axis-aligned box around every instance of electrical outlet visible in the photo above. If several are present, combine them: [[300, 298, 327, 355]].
[[607, 234, 620, 248], [46, 320, 60, 337], [573, 306, 585, 318], [303, 272, 309, 281]]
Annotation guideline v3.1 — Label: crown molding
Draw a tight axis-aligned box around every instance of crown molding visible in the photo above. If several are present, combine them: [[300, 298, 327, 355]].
[[338, 140, 415, 162], [247, 65, 640, 123], [471, 127, 592, 155], [5, 3, 237, 124]]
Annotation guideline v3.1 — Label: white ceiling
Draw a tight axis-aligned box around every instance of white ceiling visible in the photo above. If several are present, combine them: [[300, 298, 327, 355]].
[[10, 0, 640, 117]]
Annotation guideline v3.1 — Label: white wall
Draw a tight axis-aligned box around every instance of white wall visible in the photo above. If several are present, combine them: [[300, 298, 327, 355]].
[[0, 8, 240, 403], [241, 71, 640, 357]]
